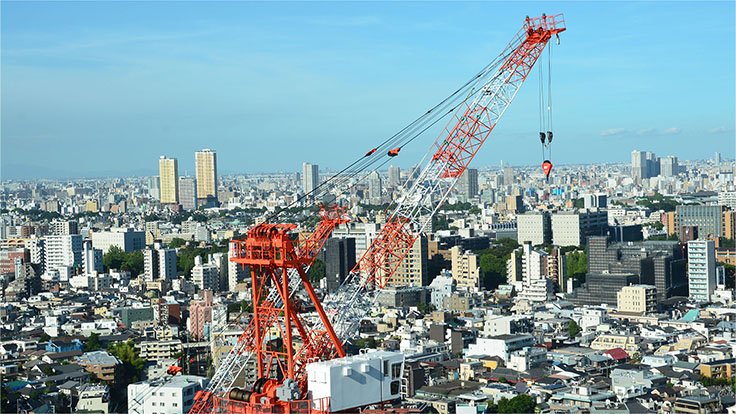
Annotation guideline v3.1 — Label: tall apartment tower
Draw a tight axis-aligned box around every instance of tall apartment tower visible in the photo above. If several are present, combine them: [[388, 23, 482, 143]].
[[143, 241, 177, 281], [82, 239, 103, 275], [368, 171, 382, 204], [159, 156, 179, 205], [659, 156, 679, 178], [195, 149, 218, 206], [388, 166, 401, 187], [302, 163, 319, 196], [458, 168, 479, 201], [687, 240, 716, 302], [631, 150, 660, 182], [387, 235, 428, 287], [178, 177, 198, 211]]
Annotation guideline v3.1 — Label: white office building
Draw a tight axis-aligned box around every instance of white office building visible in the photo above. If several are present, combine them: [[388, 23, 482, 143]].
[[302, 162, 319, 196], [83, 239, 104, 275], [551, 210, 608, 247], [687, 240, 716, 302], [91, 228, 145, 254], [192, 256, 219, 292], [44, 234, 83, 274], [516, 212, 551, 246], [143, 242, 177, 281], [128, 375, 208, 414]]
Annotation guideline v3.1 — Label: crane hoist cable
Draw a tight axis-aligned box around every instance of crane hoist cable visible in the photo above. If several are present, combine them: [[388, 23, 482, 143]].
[[307, 51, 514, 203], [261, 48, 515, 223], [539, 39, 555, 182]]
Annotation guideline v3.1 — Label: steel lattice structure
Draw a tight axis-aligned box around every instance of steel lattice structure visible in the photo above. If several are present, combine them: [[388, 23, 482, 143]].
[[191, 13, 565, 414]]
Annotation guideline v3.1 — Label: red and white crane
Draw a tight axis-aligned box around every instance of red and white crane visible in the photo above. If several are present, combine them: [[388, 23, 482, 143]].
[[191, 13, 565, 414]]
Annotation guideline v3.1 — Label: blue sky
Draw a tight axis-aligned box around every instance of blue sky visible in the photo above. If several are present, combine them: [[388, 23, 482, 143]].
[[2, 1, 734, 179]]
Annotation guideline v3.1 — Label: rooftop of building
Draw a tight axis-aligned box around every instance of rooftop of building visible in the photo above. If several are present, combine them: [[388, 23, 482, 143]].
[[76, 351, 121, 366]]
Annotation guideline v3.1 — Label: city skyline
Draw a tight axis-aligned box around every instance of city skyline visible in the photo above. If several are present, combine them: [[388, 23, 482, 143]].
[[2, 2, 734, 180]]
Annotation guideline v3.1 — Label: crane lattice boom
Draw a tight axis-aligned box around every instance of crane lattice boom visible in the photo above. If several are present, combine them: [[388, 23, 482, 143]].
[[191, 13, 565, 414]]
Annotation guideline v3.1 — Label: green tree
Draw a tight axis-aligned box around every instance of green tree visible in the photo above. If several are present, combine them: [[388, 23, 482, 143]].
[[353, 337, 378, 349], [567, 320, 581, 337], [103, 246, 126, 271], [108, 340, 145, 383], [417, 302, 436, 314], [307, 259, 326, 285], [169, 238, 187, 248], [566, 250, 587, 282], [121, 250, 144, 275], [40, 332, 51, 343], [477, 238, 519, 290], [497, 394, 535, 414], [85, 333, 101, 351]]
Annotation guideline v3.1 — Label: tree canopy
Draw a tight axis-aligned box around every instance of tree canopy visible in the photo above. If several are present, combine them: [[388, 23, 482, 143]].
[[103, 246, 144, 275], [307, 259, 327, 285], [477, 238, 519, 290], [486, 394, 536, 413]]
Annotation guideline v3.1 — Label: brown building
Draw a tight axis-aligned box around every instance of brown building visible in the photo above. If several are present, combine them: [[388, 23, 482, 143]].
[[700, 358, 735, 380], [0, 248, 29, 275], [76, 351, 121, 383]]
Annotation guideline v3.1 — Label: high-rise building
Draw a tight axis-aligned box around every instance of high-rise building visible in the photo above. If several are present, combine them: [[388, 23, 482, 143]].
[[509, 242, 554, 302], [570, 273, 640, 307], [388, 235, 428, 287], [450, 246, 482, 291], [50, 220, 79, 236], [687, 240, 716, 302], [718, 191, 736, 210], [659, 156, 679, 178], [318, 238, 356, 293], [302, 162, 319, 197], [227, 246, 247, 291], [178, 177, 197, 211], [631, 150, 660, 182], [516, 212, 552, 246], [191, 255, 219, 292], [505, 195, 524, 214], [587, 236, 687, 301], [143, 241, 177, 281], [583, 193, 608, 210], [159, 156, 179, 205], [368, 171, 382, 204], [332, 222, 381, 260], [676, 205, 727, 239], [195, 149, 218, 206], [147, 176, 160, 200], [715, 152, 722, 166], [188, 290, 214, 341], [91, 228, 145, 254], [82, 239, 103, 275], [458, 168, 479, 201], [45, 234, 83, 275], [503, 166, 514, 186], [388, 166, 401, 187], [551, 210, 608, 247]]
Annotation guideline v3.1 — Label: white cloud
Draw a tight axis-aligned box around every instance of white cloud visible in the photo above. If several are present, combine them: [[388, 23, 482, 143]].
[[600, 128, 628, 137], [636, 128, 656, 135], [662, 127, 681, 135], [708, 126, 731, 134]]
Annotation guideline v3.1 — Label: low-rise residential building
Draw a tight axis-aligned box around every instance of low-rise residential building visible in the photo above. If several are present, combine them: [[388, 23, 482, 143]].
[[137, 339, 183, 360], [76, 351, 121, 383], [128, 375, 208, 414]]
